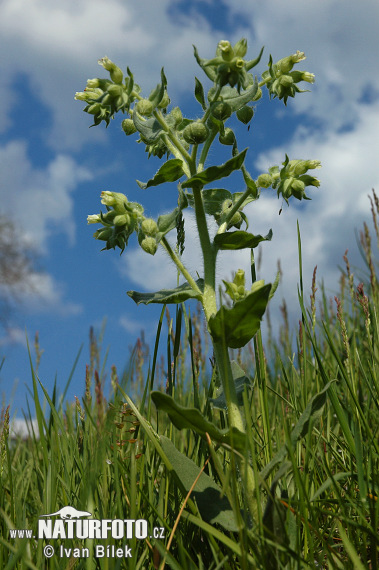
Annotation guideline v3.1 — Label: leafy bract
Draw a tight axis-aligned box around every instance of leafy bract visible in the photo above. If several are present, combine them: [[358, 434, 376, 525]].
[[220, 76, 259, 111], [148, 68, 167, 108], [160, 436, 239, 532], [127, 279, 204, 305], [137, 159, 184, 189], [182, 149, 247, 188], [151, 391, 248, 452], [194, 77, 207, 110], [209, 282, 271, 348], [214, 229, 273, 250], [132, 109, 163, 143]]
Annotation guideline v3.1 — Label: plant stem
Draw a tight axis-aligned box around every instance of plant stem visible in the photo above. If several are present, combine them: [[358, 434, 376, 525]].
[[160, 237, 202, 296]]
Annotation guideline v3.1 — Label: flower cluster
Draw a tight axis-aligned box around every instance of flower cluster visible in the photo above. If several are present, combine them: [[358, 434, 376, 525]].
[[88, 191, 158, 254], [261, 51, 315, 104], [257, 156, 321, 202], [194, 39, 264, 92], [223, 270, 266, 303], [75, 57, 141, 126]]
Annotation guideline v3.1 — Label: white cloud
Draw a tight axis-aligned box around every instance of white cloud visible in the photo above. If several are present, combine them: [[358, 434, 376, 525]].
[[0, 140, 89, 317], [0, 0, 225, 150], [1, 0, 378, 341], [0, 139, 92, 251]]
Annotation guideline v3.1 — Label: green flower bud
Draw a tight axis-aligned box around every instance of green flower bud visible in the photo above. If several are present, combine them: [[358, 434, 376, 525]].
[[233, 269, 245, 289], [136, 99, 154, 116], [211, 101, 232, 121], [86, 78, 100, 89], [140, 236, 158, 255], [98, 56, 123, 84], [182, 121, 209, 144], [291, 179, 306, 198], [114, 214, 130, 226], [236, 105, 254, 124], [94, 227, 113, 241], [221, 199, 233, 213], [158, 91, 170, 108], [100, 191, 128, 214], [107, 84, 123, 98], [218, 40, 234, 62], [87, 214, 102, 224], [87, 103, 102, 115], [236, 285, 245, 297], [257, 174, 272, 188], [229, 211, 242, 227], [170, 107, 183, 126], [276, 51, 305, 74], [122, 118, 137, 135], [279, 75, 294, 87], [233, 38, 247, 58], [218, 128, 235, 145], [141, 218, 158, 236]]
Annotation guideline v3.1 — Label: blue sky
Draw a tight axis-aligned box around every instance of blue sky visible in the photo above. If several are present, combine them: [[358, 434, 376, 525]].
[[1, 0, 378, 422]]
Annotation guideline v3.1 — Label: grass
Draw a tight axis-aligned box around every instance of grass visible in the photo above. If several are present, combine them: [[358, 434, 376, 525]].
[[1, 192, 379, 569]]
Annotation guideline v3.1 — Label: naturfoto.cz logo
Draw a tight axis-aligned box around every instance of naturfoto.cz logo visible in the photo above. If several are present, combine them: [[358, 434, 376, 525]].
[[9, 505, 165, 560]]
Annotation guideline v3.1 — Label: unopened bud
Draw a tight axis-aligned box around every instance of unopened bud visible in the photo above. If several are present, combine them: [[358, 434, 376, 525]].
[[141, 218, 158, 236], [122, 118, 137, 135], [114, 214, 130, 226], [233, 269, 245, 289], [182, 121, 209, 144], [136, 99, 154, 116], [87, 214, 102, 224], [219, 128, 235, 145], [170, 107, 183, 126], [141, 236, 158, 255], [100, 191, 128, 214], [233, 38, 247, 58], [257, 174, 272, 188], [211, 101, 232, 121], [276, 51, 306, 74], [158, 92, 170, 108], [107, 84, 123, 98]]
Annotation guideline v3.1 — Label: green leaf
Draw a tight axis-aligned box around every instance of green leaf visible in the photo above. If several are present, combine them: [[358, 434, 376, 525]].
[[210, 361, 252, 409], [132, 109, 163, 143], [186, 188, 231, 215], [160, 436, 239, 532], [208, 283, 271, 348], [193, 45, 217, 81], [127, 279, 204, 305], [182, 149, 247, 189], [259, 382, 334, 481], [148, 68, 167, 108], [194, 77, 207, 110], [220, 77, 259, 112], [151, 391, 248, 452], [214, 229, 273, 250], [137, 159, 184, 189]]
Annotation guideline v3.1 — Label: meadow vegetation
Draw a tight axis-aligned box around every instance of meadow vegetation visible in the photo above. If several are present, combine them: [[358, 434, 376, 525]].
[[0, 192, 378, 568]]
